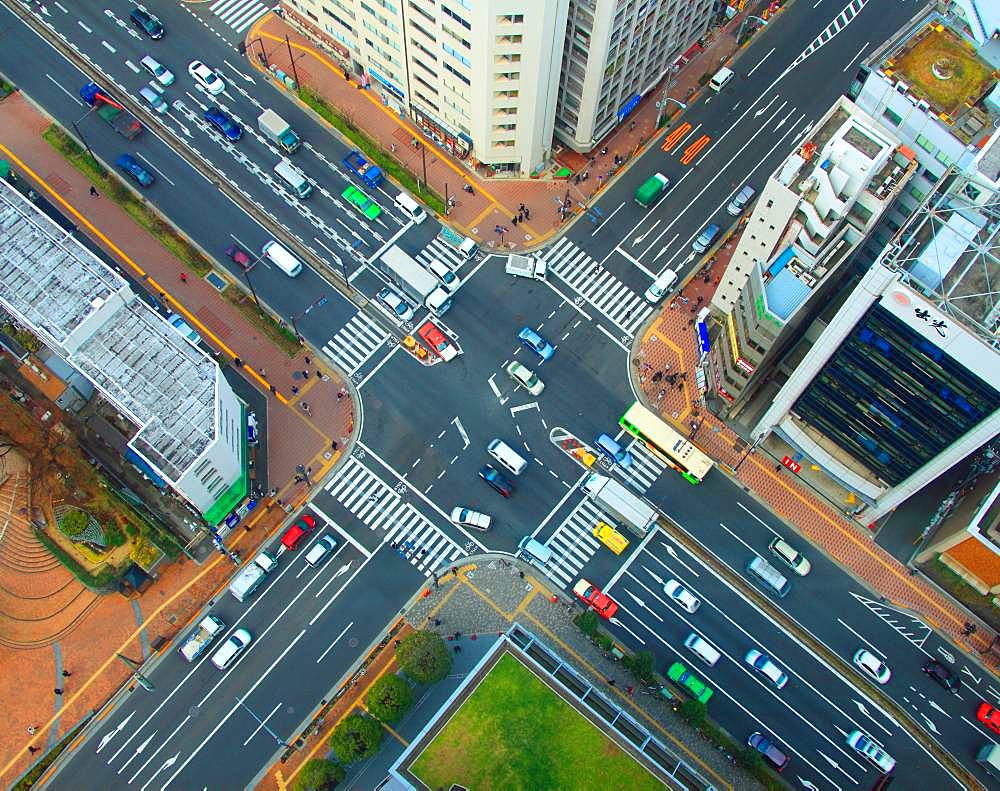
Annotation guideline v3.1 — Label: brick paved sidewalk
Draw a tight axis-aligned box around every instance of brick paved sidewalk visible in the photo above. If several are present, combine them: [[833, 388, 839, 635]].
[[0, 92, 354, 782], [248, 10, 745, 250]]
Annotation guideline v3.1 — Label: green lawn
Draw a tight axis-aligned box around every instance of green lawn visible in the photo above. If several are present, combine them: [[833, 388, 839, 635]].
[[410, 653, 665, 790]]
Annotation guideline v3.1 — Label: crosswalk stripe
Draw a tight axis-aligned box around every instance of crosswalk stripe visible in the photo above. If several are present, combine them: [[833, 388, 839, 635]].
[[208, 0, 270, 32], [618, 441, 667, 493], [322, 312, 389, 375], [541, 499, 614, 586]]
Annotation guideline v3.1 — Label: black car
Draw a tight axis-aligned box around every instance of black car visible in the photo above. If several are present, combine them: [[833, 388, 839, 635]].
[[747, 731, 790, 772], [922, 658, 960, 691], [478, 464, 512, 497], [130, 8, 164, 39]]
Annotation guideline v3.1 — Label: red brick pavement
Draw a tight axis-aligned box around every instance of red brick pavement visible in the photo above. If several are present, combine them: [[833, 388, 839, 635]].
[[249, 11, 744, 250]]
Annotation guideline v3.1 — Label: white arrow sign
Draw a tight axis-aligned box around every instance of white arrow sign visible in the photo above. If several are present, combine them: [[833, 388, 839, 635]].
[[920, 712, 940, 735], [333, 561, 353, 579], [816, 750, 841, 769], [118, 730, 157, 774], [97, 711, 134, 753], [623, 591, 664, 623], [937, 646, 956, 664], [797, 779, 819, 791], [928, 699, 952, 718]]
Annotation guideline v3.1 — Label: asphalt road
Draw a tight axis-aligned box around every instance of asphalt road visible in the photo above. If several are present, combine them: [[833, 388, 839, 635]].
[[8, 0, 996, 788]]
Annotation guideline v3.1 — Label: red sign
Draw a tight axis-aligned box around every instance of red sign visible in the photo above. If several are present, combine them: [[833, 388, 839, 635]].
[[781, 456, 801, 474]]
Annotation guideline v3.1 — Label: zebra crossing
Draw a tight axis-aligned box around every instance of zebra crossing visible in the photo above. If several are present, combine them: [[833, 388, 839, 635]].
[[539, 238, 652, 335], [413, 236, 467, 272], [324, 456, 464, 575], [542, 499, 610, 587], [207, 0, 271, 33], [619, 440, 667, 493], [322, 311, 389, 375]]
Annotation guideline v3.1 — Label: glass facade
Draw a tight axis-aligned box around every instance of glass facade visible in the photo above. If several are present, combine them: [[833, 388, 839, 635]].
[[792, 303, 1000, 486]]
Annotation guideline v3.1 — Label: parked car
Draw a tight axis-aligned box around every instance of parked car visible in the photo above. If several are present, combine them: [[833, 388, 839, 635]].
[[572, 579, 619, 619], [727, 184, 756, 215], [663, 579, 700, 613], [281, 514, 316, 550], [188, 60, 225, 95], [478, 464, 512, 497], [115, 154, 154, 187], [168, 313, 200, 346], [517, 326, 555, 360], [225, 243, 253, 268], [846, 730, 895, 773], [130, 8, 164, 39], [853, 649, 891, 685], [376, 287, 414, 322], [977, 702, 1000, 735], [666, 661, 712, 703], [692, 223, 720, 253], [744, 649, 789, 689], [204, 106, 242, 141], [747, 732, 790, 772], [505, 361, 544, 395], [922, 658, 960, 691]]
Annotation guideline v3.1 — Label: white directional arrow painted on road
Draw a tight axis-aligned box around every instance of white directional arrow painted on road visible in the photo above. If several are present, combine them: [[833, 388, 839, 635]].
[[852, 699, 892, 736], [937, 645, 955, 664], [816, 750, 840, 769], [117, 730, 157, 774], [633, 219, 661, 246], [97, 711, 134, 753], [755, 106, 769, 117], [962, 666, 982, 686], [660, 542, 701, 577], [224, 60, 255, 83], [607, 615, 645, 643], [622, 591, 664, 623], [928, 699, 952, 717], [797, 779, 819, 791], [920, 712, 940, 735], [333, 561, 353, 579], [643, 566, 666, 587], [142, 752, 179, 791]]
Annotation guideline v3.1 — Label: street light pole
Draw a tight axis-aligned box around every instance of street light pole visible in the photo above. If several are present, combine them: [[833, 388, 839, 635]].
[[236, 698, 291, 748], [653, 65, 681, 129], [284, 35, 300, 87], [655, 94, 687, 131], [733, 433, 766, 474]]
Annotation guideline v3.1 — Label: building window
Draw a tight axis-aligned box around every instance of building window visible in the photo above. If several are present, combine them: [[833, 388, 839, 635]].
[[881, 107, 902, 126], [496, 34, 523, 45], [963, 183, 982, 201], [915, 134, 934, 154], [934, 150, 953, 167], [442, 43, 471, 67], [908, 186, 926, 202], [442, 61, 470, 85], [498, 14, 524, 23], [442, 5, 471, 30]]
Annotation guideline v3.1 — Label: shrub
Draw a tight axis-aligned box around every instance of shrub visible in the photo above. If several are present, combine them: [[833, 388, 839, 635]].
[[366, 674, 414, 724], [739, 746, 764, 772], [624, 649, 656, 684], [396, 630, 451, 684], [293, 758, 344, 791], [677, 699, 707, 729], [130, 536, 161, 569], [60, 509, 89, 537], [575, 610, 599, 637], [328, 713, 382, 765]]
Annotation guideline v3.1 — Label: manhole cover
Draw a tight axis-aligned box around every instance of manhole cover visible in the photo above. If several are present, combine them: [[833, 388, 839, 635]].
[[348, 638, 359, 648], [188, 705, 201, 717]]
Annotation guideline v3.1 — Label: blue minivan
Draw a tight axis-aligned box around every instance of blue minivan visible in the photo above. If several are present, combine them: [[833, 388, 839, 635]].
[[692, 223, 720, 253], [595, 433, 633, 468]]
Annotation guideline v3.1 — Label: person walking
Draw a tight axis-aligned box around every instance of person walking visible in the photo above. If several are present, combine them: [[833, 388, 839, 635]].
[[179, 272, 188, 283], [89, 186, 99, 197], [27, 725, 37, 736], [61, 670, 72, 678]]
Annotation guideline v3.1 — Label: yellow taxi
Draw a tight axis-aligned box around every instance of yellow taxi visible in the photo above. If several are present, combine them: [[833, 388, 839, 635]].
[[593, 521, 629, 555]]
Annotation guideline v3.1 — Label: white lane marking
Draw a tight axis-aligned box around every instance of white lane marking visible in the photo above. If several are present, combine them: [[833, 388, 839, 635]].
[[843, 41, 869, 71], [305, 504, 370, 558], [451, 416, 470, 448], [242, 701, 282, 746], [316, 622, 354, 663], [836, 619, 887, 658]]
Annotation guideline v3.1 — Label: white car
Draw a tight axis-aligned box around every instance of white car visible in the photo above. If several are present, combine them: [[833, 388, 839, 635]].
[[188, 60, 225, 95], [450, 507, 492, 531], [663, 579, 700, 613], [427, 259, 461, 291], [505, 361, 544, 395], [744, 649, 789, 689], [846, 730, 895, 773], [304, 535, 337, 567], [376, 287, 414, 321], [853, 648, 891, 685], [140, 55, 174, 86], [168, 313, 201, 346]]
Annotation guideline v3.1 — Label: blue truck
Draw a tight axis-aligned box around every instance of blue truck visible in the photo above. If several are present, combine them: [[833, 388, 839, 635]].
[[342, 150, 383, 189], [80, 82, 142, 140]]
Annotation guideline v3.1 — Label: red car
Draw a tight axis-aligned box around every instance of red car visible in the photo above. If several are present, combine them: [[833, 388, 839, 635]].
[[418, 321, 456, 361], [573, 578, 619, 619], [225, 243, 252, 269], [978, 702, 1000, 734], [281, 513, 316, 550]]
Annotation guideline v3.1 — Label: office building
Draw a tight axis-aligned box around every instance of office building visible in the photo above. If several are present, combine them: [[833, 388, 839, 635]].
[[0, 181, 248, 527]]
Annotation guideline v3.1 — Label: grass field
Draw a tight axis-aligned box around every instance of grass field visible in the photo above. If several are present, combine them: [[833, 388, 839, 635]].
[[410, 653, 665, 790]]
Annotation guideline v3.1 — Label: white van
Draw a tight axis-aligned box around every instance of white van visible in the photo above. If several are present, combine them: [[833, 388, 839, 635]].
[[211, 628, 252, 669], [427, 259, 460, 291], [709, 67, 734, 92], [684, 632, 721, 666], [644, 269, 678, 303], [487, 438, 528, 476], [394, 192, 427, 224], [517, 536, 552, 565], [261, 240, 303, 277], [273, 157, 312, 199], [747, 556, 791, 598]]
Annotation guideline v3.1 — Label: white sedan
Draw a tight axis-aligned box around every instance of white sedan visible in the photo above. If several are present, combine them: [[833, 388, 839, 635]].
[[852, 648, 891, 685], [188, 60, 226, 95], [505, 361, 544, 396], [450, 507, 491, 531], [663, 579, 700, 613], [745, 649, 789, 689]]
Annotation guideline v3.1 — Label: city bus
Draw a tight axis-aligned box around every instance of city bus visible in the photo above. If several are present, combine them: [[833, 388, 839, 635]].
[[619, 402, 714, 485]]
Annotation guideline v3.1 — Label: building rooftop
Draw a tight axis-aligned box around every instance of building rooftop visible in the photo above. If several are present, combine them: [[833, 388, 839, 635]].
[[0, 183, 218, 483]]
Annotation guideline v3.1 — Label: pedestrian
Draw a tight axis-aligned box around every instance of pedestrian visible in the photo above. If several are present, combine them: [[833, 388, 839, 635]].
[[512, 216, 518, 226], [697, 295, 704, 303], [291, 385, 299, 394], [703, 275, 711, 284], [337, 391, 344, 401], [607, 678, 616, 686], [451, 566, 458, 576], [301, 401, 310, 413], [691, 304, 698, 313], [159, 291, 167, 302], [629, 120, 636, 132], [54, 688, 62, 695], [62, 670, 72, 678], [434, 618, 442, 626], [519, 202, 525, 213], [681, 372, 687, 381], [390, 142, 396, 153], [453, 645, 462, 654], [668, 300, 676, 310], [574, 173, 581, 185], [687, 318, 695, 326], [369, 494, 378, 503], [394, 639, 401, 647], [179, 272, 188, 283], [89, 185, 99, 197], [420, 548, 427, 556], [304, 356, 311, 365], [657, 389, 665, 401], [680, 295, 689, 304], [626, 685, 634, 696], [27, 726, 37, 736], [624, 309, 632, 319], [600, 146, 608, 156], [775, 464, 782, 472], [28, 746, 38, 755]]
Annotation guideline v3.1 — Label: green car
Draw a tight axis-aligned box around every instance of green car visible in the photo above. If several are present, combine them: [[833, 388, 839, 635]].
[[342, 185, 382, 219], [667, 661, 713, 703]]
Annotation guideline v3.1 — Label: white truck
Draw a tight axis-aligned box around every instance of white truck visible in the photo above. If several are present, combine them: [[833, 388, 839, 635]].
[[438, 225, 478, 260], [228, 550, 278, 603], [257, 109, 301, 153], [505, 254, 546, 280], [377, 245, 452, 317], [583, 473, 658, 537], [178, 615, 226, 662]]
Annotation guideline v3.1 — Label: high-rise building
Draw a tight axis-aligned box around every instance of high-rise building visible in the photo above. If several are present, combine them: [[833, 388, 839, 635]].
[[0, 181, 248, 527], [283, 0, 716, 172]]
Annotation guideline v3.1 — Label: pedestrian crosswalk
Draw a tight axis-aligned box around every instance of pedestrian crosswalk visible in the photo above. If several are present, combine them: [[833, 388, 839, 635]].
[[208, 0, 271, 33], [413, 236, 467, 273], [324, 456, 464, 575], [322, 311, 389, 375], [542, 499, 611, 587], [540, 238, 652, 335], [619, 440, 667, 493]]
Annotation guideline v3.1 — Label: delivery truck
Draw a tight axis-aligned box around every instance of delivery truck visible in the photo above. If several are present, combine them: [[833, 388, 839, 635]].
[[257, 109, 301, 153], [438, 225, 478, 260], [505, 253, 546, 280], [376, 245, 452, 317], [583, 473, 657, 537], [635, 172, 670, 207], [342, 150, 384, 188], [79, 82, 142, 140], [178, 615, 226, 662]]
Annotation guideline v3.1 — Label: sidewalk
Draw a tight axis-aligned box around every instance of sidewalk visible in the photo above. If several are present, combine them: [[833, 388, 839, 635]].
[[248, 10, 743, 250], [0, 91, 352, 783]]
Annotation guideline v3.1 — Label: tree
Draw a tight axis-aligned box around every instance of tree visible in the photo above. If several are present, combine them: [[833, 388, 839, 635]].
[[328, 713, 382, 765], [625, 649, 656, 684], [677, 699, 707, 729], [395, 630, 451, 684], [60, 509, 89, 537], [575, 609, 599, 637], [366, 674, 413, 724], [294, 759, 344, 791]]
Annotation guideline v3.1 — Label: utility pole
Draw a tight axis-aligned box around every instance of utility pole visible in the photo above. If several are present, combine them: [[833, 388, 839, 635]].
[[654, 65, 685, 129], [284, 35, 300, 87]]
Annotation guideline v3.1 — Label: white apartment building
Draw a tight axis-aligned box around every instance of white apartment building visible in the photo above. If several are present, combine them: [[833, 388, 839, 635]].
[[0, 181, 248, 527], [286, 0, 569, 175]]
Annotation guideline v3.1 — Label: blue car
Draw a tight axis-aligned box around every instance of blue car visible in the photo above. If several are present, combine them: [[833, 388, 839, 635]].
[[115, 154, 154, 187], [204, 106, 242, 141], [518, 327, 555, 361]]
